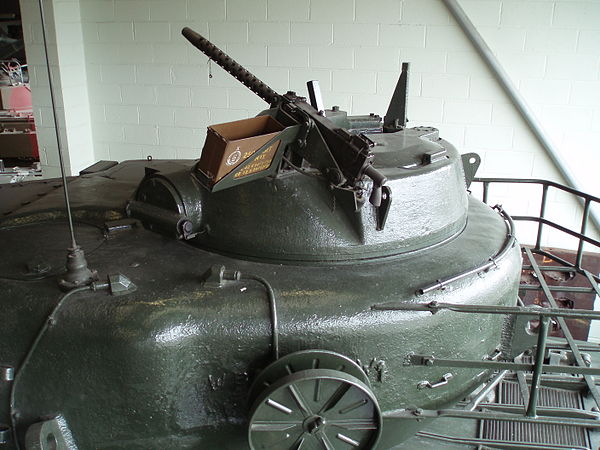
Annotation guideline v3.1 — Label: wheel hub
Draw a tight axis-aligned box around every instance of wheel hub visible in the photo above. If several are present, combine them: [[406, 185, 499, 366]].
[[304, 415, 326, 434]]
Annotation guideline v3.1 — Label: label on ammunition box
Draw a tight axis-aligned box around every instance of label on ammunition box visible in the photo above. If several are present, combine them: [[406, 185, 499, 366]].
[[233, 141, 280, 179], [226, 148, 242, 166]]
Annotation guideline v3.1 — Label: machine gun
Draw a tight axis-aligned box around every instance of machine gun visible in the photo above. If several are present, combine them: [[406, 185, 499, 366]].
[[181, 27, 402, 211]]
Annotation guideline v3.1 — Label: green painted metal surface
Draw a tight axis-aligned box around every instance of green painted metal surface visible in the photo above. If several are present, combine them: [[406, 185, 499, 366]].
[[0, 158, 521, 448]]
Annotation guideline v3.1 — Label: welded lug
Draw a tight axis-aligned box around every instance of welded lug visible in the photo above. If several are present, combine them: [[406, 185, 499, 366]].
[[461, 152, 481, 188], [91, 274, 137, 296], [24, 415, 77, 450], [201, 265, 241, 288], [107, 274, 137, 296]]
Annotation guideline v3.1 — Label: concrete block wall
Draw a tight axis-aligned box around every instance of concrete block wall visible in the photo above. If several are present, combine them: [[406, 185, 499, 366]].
[[20, 0, 600, 249], [20, 0, 96, 178]]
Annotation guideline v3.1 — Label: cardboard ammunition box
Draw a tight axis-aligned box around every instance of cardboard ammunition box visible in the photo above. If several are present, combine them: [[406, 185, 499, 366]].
[[198, 115, 285, 185]]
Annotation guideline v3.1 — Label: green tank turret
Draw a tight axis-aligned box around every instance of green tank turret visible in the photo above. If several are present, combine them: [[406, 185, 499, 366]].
[[0, 28, 528, 450]]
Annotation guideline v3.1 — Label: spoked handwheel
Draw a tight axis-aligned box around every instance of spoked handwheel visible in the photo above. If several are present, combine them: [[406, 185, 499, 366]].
[[248, 349, 370, 407], [248, 369, 382, 450]]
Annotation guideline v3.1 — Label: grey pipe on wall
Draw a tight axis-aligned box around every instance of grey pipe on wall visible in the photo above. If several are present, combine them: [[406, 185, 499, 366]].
[[441, 0, 600, 235]]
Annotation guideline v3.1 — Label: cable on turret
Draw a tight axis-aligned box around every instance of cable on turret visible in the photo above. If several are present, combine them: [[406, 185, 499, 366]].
[[9, 285, 92, 449], [241, 274, 280, 361], [218, 269, 280, 361]]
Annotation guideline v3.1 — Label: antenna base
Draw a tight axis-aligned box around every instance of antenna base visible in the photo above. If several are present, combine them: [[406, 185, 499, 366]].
[[58, 246, 98, 291]]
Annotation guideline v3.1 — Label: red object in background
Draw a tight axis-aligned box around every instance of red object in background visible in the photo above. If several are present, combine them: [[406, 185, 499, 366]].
[[520, 248, 600, 341], [0, 85, 33, 112], [0, 85, 39, 159]]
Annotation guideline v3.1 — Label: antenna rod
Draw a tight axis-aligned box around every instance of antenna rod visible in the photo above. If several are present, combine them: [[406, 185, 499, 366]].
[[38, 0, 96, 290], [38, 0, 76, 248]]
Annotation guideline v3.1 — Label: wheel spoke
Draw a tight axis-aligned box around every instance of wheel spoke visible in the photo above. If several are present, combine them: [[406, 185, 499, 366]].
[[327, 419, 378, 430], [288, 384, 313, 417], [318, 433, 335, 450], [314, 378, 321, 402], [266, 398, 294, 415], [290, 433, 307, 450], [335, 433, 361, 447], [338, 399, 368, 415], [318, 383, 351, 414]]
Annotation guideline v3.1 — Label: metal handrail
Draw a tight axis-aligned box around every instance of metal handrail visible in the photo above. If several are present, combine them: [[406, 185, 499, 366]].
[[416, 205, 516, 295], [389, 178, 600, 442], [474, 177, 600, 281]]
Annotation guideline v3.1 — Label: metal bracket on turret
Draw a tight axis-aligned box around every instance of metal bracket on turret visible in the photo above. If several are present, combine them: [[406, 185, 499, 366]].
[[376, 186, 393, 231], [461, 152, 481, 188], [383, 62, 410, 133]]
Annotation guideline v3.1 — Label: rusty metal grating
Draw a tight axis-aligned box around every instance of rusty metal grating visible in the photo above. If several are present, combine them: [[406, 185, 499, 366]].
[[481, 381, 590, 447]]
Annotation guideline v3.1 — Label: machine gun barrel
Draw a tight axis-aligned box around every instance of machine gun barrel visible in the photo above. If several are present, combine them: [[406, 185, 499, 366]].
[[182, 27, 389, 215], [182, 27, 279, 105]]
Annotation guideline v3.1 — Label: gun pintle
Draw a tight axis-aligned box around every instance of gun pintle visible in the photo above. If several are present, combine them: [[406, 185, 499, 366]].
[[181, 27, 280, 105]]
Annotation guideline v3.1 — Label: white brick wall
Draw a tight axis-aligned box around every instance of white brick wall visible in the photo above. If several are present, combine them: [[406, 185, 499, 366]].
[[21, 0, 600, 251], [20, 0, 96, 176]]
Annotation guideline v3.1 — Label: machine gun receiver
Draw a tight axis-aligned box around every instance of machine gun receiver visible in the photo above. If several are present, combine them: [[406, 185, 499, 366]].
[[182, 27, 388, 213]]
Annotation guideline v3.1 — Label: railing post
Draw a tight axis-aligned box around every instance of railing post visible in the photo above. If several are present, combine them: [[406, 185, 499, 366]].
[[526, 316, 550, 417], [535, 184, 549, 250], [482, 181, 489, 204], [576, 198, 591, 270]]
